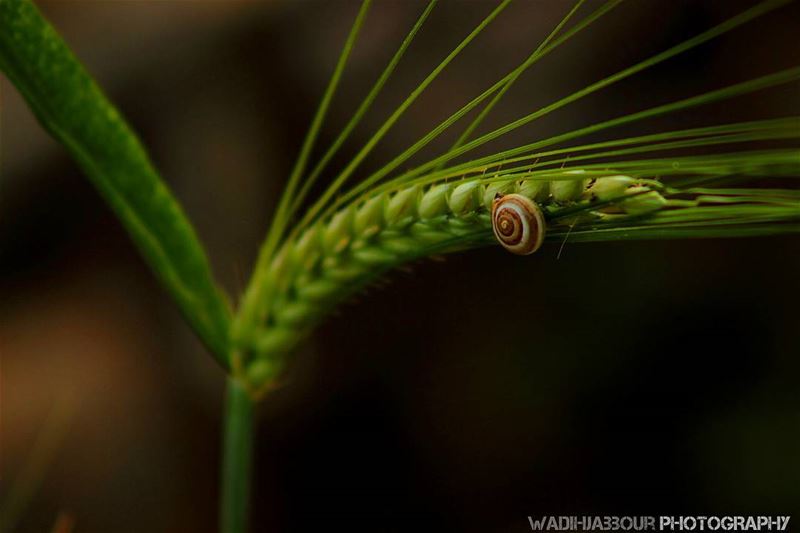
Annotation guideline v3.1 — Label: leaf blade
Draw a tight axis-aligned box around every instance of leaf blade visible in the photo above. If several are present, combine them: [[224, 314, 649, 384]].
[[0, 0, 232, 366]]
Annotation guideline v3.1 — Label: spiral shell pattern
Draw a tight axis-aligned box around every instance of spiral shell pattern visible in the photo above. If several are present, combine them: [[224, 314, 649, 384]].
[[491, 194, 545, 255]]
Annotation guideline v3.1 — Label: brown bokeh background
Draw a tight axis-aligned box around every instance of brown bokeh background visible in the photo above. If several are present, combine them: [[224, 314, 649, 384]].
[[2, 1, 799, 532]]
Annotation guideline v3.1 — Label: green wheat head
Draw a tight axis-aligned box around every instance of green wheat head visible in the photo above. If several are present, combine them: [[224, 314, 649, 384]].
[[226, 0, 800, 394], [2, 0, 798, 392], [234, 147, 799, 393]]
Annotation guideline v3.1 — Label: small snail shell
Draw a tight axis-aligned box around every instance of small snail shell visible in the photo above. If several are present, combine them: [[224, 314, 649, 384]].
[[491, 193, 545, 255]]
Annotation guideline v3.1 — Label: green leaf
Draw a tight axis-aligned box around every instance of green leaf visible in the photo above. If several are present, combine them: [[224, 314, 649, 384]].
[[0, 0, 232, 367]]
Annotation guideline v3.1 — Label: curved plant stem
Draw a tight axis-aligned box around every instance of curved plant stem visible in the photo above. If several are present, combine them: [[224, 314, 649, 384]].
[[220, 378, 255, 533]]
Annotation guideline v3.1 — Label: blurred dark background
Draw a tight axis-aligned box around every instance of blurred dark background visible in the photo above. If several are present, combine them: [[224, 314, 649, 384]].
[[2, 1, 799, 531]]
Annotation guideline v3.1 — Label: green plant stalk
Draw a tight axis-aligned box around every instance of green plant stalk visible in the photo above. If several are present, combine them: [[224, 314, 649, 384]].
[[0, 0, 231, 366], [220, 378, 255, 533], [240, 174, 800, 392]]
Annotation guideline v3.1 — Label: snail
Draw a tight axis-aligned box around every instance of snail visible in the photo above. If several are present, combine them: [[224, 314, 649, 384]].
[[491, 193, 545, 255]]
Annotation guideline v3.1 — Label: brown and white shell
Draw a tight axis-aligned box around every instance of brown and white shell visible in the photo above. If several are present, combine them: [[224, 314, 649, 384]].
[[491, 194, 545, 255]]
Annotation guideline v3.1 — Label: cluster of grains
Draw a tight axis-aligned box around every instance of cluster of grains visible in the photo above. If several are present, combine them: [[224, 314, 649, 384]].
[[241, 174, 666, 388]]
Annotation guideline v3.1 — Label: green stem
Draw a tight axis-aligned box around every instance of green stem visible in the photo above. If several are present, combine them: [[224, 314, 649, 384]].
[[220, 378, 255, 533]]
